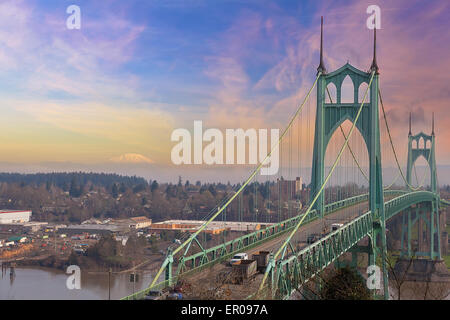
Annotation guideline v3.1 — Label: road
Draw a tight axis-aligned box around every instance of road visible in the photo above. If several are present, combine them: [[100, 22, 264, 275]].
[[180, 200, 372, 299]]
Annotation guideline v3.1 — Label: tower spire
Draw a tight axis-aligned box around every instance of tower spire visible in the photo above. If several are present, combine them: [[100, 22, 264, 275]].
[[409, 112, 412, 136], [432, 112, 435, 135], [317, 16, 326, 74], [370, 24, 379, 74]]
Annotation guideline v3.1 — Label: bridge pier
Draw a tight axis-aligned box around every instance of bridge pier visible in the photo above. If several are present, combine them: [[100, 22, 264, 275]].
[[400, 203, 441, 260]]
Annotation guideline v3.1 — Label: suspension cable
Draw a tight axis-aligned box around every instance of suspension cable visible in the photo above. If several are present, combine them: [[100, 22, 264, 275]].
[[258, 71, 375, 293], [325, 86, 369, 182], [383, 172, 401, 190], [147, 72, 322, 290], [379, 88, 429, 191]]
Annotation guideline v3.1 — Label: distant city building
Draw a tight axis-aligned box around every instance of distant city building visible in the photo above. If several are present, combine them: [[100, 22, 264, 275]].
[[276, 177, 303, 200], [295, 177, 303, 192], [0, 210, 32, 224]]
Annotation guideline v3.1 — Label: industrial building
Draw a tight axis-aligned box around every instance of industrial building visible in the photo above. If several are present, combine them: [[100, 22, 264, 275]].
[[128, 216, 152, 229], [58, 224, 126, 235], [149, 220, 273, 235], [0, 210, 32, 224]]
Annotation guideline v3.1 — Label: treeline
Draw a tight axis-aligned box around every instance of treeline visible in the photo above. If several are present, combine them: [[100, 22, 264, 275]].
[[0, 172, 314, 224], [0, 172, 148, 190]]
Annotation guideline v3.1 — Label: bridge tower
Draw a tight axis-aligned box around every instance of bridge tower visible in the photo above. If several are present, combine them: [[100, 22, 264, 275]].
[[406, 113, 437, 193], [310, 20, 389, 298], [400, 113, 441, 259]]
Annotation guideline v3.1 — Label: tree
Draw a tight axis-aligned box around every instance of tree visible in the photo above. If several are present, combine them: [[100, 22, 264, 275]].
[[208, 185, 217, 197], [69, 177, 82, 197], [248, 195, 254, 213], [151, 180, 159, 193], [111, 184, 119, 199], [320, 266, 371, 300]]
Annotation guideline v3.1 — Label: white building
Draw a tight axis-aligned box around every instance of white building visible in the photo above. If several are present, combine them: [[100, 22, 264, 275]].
[[295, 177, 303, 192], [0, 210, 32, 224]]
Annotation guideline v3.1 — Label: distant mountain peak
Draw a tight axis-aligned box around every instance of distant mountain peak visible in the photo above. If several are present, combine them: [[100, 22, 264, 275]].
[[109, 153, 154, 164]]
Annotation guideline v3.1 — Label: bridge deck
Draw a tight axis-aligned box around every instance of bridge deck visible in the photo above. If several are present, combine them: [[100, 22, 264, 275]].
[[179, 200, 370, 299]]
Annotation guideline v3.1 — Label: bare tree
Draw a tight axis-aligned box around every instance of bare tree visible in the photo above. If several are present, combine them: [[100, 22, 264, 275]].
[[385, 253, 415, 300]]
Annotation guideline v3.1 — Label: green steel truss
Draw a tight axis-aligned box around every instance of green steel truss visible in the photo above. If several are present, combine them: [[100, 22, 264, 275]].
[[310, 59, 388, 297], [400, 125, 441, 260], [311, 63, 384, 221], [122, 190, 405, 300], [271, 191, 440, 299], [174, 192, 398, 278], [407, 131, 437, 193]]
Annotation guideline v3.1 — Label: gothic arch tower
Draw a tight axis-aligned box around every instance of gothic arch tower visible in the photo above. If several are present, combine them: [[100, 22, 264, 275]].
[[406, 113, 437, 193], [310, 19, 389, 298], [402, 113, 441, 260]]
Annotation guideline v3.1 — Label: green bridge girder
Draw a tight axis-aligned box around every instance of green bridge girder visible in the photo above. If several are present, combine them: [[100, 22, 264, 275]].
[[121, 190, 405, 300], [271, 191, 441, 299]]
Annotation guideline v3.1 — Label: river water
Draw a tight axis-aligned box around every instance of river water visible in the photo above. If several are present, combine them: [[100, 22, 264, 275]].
[[0, 266, 152, 300]]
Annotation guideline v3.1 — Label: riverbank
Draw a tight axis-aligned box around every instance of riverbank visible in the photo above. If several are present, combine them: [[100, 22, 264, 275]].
[[7, 251, 165, 275], [0, 266, 152, 300]]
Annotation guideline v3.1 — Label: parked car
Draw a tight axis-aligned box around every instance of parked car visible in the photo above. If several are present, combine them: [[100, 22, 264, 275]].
[[230, 252, 249, 265], [331, 223, 344, 231], [144, 290, 163, 300]]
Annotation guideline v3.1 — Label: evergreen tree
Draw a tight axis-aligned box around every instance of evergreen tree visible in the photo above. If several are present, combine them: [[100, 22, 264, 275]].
[[151, 180, 159, 192], [111, 183, 119, 199]]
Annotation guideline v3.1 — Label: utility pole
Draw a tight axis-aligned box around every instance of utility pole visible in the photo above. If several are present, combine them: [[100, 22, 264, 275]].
[[132, 261, 136, 296], [108, 267, 112, 300]]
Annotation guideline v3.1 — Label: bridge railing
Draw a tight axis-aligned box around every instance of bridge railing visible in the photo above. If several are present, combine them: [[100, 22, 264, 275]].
[[384, 191, 437, 220], [122, 190, 406, 300], [175, 191, 383, 277], [272, 210, 374, 299], [267, 190, 437, 299]]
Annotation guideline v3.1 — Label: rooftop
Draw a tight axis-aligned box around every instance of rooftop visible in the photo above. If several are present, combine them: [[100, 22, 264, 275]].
[[0, 210, 32, 214], [130, 216, 151, 222], [62, 224, 122, 231]]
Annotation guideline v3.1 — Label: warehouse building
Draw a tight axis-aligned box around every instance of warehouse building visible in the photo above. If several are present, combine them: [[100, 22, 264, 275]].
[[58, 224, 125, 235], [0, 210, 32, 224], [129, 216, 152, 229]]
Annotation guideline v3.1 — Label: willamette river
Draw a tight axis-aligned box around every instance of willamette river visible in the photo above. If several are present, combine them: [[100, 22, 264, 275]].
[[0, 266, 152, 300], [1, 266, 448, 300]]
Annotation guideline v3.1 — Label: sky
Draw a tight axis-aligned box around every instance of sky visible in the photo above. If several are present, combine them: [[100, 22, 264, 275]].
[[0, 0, 448, 183]]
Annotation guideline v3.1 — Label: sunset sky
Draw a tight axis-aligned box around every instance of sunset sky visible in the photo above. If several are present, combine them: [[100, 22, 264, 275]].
[[0, 0, 448, 183]]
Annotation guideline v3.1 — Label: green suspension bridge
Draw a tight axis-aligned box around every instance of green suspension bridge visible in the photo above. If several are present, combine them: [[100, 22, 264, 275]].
[[123, 17, 449, 300]]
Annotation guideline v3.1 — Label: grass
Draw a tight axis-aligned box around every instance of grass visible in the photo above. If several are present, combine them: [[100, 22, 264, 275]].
[[443, 255, 450, 270]]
